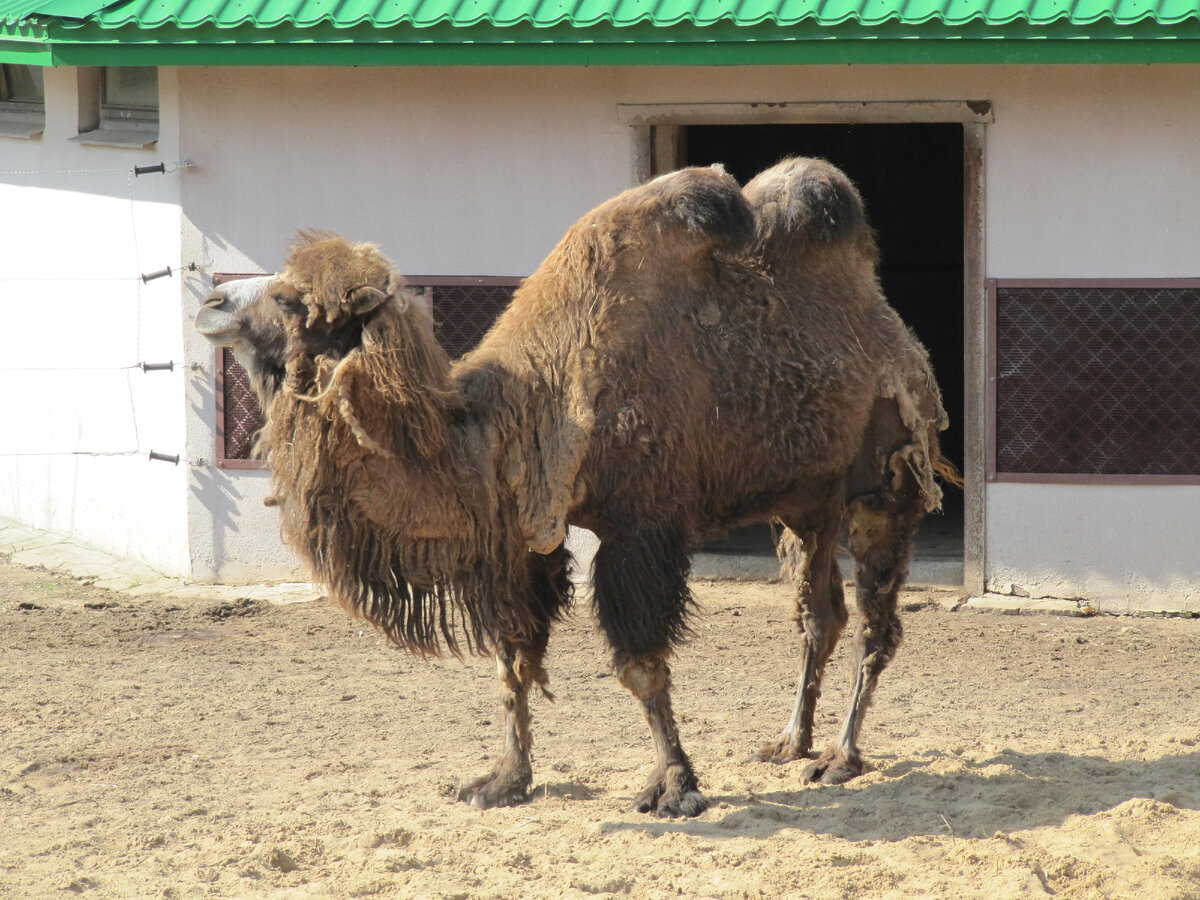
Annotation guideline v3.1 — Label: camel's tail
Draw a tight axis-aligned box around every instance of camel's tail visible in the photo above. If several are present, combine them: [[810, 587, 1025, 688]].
[[741, 156, 871, 253]]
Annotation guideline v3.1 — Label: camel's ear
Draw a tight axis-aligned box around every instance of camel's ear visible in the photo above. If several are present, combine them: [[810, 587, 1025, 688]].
[[346, 285, 388, 318]]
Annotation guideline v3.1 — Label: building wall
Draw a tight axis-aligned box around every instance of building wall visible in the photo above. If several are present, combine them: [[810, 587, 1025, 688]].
[[171, 63, 1200, 603], [0, 66, 191, 576]]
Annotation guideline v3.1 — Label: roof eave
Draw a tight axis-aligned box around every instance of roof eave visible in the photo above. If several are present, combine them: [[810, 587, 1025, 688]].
[[3, 19, 1200, 66]]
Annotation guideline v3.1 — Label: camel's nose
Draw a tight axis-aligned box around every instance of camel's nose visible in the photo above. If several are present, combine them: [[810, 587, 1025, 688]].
[[195, 287, 242, 343]]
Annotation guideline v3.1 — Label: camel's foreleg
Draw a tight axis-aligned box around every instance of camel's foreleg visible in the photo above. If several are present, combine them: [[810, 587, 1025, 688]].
[[615, 650, 708, 817], [755, 518, 847, 763], [803, 481, 922, 785], [593, 521, 707, 817], [457, 546, 571, 809], [456, 640, 545, 808]]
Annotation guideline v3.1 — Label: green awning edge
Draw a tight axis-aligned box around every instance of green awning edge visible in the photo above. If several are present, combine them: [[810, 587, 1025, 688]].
[[4, 34, 1200, 65], [4, 14, 1200, 66]]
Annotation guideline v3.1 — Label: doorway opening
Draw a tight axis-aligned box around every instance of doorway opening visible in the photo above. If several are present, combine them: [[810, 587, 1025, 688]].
[[684, 123, 966, 583]]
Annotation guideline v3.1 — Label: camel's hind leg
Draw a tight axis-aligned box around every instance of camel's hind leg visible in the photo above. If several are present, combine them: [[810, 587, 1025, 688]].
[[803, 457, 926, 785], [755, 510, 847, 763], [457, 546, 571, 809], [593, 521, 708, 818]]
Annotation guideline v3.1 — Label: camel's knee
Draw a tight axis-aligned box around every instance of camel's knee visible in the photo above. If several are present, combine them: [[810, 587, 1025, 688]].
[[495, 641, 552, 699], [496, 651, 522, 692], [780, 526, 848, 644], [615, 652, 671, 700], [856, 614, 903, 676]]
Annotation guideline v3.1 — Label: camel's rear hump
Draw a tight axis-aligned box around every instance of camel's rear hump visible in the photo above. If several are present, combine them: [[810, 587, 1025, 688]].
[[742, 157, 872, 255]]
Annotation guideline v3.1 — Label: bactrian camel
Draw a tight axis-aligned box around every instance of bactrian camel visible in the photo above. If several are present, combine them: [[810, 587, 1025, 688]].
[[195, 158, 954, 817]]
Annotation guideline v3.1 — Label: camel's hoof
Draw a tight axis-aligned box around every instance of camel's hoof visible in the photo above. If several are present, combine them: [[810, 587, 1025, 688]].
[[456, 771, 532, 809], [750, 740, 812, 765], [801, 747, 863, 785], [631, 785, 710, 818], [630, 765, 709, 818]]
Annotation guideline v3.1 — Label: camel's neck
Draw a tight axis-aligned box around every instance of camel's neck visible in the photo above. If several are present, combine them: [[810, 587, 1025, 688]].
[[264, 304, 486, 540], [258, 307, 534, 654]]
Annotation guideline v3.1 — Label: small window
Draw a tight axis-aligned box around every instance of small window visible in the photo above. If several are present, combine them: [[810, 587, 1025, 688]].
[[101, 67, 157, 128], [213, 274, 522, 467], [73, 66, 158, 148], [0, 64, 46, 138]]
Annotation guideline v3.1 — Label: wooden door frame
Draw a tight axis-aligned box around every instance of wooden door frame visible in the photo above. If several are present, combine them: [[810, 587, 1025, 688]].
[[621, 101, 990, 594]]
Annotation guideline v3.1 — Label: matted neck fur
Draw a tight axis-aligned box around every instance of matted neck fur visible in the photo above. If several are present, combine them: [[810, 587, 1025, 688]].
[[195, 159, 955, 818]]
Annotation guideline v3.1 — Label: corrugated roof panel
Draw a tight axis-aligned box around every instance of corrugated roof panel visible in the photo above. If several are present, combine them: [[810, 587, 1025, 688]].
[[0, 0, 111, 23], [15, 0, 1200, 27]]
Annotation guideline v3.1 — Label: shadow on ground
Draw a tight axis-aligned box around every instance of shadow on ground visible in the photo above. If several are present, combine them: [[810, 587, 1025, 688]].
[[601, 748, 1200, 842]]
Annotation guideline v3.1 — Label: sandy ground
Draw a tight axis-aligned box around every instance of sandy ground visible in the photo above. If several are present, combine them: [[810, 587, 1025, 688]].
[[3, 557, 1200, 900]]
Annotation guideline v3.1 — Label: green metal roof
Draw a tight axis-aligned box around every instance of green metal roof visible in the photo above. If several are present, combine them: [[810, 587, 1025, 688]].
[[2, 0, 1199, 65], [45, 0, 1200, 28]]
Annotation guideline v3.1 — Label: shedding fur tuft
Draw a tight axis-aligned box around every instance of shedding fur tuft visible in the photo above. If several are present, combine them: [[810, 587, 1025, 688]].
[[287, 232, 397, 328]]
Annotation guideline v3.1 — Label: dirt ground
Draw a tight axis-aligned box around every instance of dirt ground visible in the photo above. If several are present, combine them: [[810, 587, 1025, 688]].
[[3, 556, 1200, 900]]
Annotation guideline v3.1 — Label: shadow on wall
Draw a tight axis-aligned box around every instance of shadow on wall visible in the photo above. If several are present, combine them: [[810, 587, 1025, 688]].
[[187, 348, 246, 580]]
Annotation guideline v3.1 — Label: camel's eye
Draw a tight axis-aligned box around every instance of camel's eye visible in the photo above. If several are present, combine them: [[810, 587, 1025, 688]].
[[272, 289, 304, 315]]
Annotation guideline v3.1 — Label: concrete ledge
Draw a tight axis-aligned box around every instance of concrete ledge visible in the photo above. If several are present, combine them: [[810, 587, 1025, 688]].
[[0, 518, 321, 606], [691, 552, 783, 583], [964, 595, 1096, 617], [692, 551, 964, 589]]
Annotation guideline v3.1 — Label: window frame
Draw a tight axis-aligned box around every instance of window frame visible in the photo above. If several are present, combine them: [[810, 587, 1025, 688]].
[[71, 66, 159, 148], [99, 66, 159, 130]]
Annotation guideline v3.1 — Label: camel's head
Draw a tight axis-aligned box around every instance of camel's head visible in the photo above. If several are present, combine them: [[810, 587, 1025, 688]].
[[195, 274, 289, 402], [195, 234, 428, 404]]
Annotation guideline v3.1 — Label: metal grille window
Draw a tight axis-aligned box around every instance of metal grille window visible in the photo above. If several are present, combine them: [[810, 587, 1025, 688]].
[[411, 277, 521, 359], [214, 275, 521, 467], [988, 280, 1200, 483]]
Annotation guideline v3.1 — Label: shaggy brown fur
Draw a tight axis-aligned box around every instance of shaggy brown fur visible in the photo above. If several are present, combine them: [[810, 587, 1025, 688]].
[[195, 158, 953, 817]]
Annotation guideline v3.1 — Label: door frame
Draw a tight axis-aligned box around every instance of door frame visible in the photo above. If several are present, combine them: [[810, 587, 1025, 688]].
[[620, 100, 990, 594]]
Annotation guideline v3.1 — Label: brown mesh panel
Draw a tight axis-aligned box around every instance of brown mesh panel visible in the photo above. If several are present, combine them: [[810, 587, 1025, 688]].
[[995, 284, 1200, 476], [221, 348, 265, 461], [430, 283, 516, 360], [216, 280, 518, 461]]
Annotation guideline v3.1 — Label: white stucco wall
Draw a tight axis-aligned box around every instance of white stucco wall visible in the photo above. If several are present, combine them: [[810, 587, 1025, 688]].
[[978, 67, 1200, 609], [0, 66, 192, 575], [167, 63, 1200, 603]]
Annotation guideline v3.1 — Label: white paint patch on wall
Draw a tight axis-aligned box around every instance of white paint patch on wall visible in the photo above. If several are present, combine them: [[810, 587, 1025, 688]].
[[986, 483, 1200, 611], [0, 66, 191, 575], [176, 67, 634, 276], [981, 67, 1200, 278]]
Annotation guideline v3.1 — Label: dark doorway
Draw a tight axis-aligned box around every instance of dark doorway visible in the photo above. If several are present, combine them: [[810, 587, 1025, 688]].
[[686, 123, 965, 579]]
